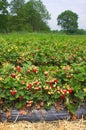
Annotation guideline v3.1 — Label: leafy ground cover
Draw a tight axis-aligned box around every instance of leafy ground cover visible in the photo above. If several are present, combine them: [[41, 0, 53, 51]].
[[0, 33, 86, 116]]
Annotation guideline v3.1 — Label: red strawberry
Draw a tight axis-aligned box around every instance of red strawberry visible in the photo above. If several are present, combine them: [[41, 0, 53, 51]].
[[54, 79, 58, 83], [34, 87, 40, 91], [31, 53, 34, 57], [63, 89, 67, 94], [27, 100, 33, 104], [27, 70, 30, 74], [61, 95, 65, 99], [21, 81, 25, 85], [46, 81, 49, 84], [44, 71, 48, 76], [16, 66, 21, 72], [49, 81, 53, 85], [11, 73, 15, 78], [27, 84, 32, 90], [49, 86, 52, 90], [19, 95, 23, 101], [63, 68, 67, 71], [34, 81, 40, 85], [68, 89, 73, 93], [10, 90, 17, 96], [33, 68, 37, 73]]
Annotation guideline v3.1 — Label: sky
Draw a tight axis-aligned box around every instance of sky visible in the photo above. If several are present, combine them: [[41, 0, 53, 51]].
[[8, 0, 86, 30], [42, 0, 86, 30]]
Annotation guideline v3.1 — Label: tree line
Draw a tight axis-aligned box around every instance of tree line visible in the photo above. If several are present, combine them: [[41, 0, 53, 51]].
[[0, 0, 51, 32], [0, 0, 86, 34]]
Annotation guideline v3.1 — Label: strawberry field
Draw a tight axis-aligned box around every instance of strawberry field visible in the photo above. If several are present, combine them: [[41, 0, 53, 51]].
[[0, 33, 86, 118]]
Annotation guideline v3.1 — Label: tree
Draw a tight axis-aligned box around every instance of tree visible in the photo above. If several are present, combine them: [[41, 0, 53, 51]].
[[0, 0, 8, 14], [0, 0, 8, 32], [9, 0, 51, 32], [77, 29, 86, 35], [57, 10, 78, 34], [10, 0, 25, 15], [19, 0, 50, 31]]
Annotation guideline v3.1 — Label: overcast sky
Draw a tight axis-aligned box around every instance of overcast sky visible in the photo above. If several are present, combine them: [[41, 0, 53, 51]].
[[8, 0, 86, 30], [42, 0, 86, 30]]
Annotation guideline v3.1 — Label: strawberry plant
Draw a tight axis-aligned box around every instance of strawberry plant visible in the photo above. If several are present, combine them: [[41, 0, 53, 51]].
[[0, 33, 86, 115]]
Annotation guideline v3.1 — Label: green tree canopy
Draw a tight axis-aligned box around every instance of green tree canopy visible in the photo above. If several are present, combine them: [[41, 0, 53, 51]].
[[9, 0, 51, 32], [0, 0, 8, 14], [10, 0, 25, 15], [57, 10, 78, 34], [0, 0, 8, 32], [18, 0, 50, 31]]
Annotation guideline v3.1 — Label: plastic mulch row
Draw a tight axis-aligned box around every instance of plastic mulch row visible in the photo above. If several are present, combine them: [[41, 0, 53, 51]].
[[0, 103, 86, 122]]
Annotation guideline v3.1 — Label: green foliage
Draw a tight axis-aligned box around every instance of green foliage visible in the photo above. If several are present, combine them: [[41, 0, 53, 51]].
[[0, 0, 50, 32], [0, 0, 8, 14], [10, 0, 25, 15], [8, 0, 50, 32], [77, 29, 86, 35], [57, 10, 78, 34], [0, 0, 8, 32], [0, 33, 86, 113]]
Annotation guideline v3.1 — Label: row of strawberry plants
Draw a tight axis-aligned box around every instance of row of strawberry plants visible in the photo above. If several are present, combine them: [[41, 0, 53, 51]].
[[0, 62, 86, 112], [0, 34, 86, 114], [0, 41, 86, 66]]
